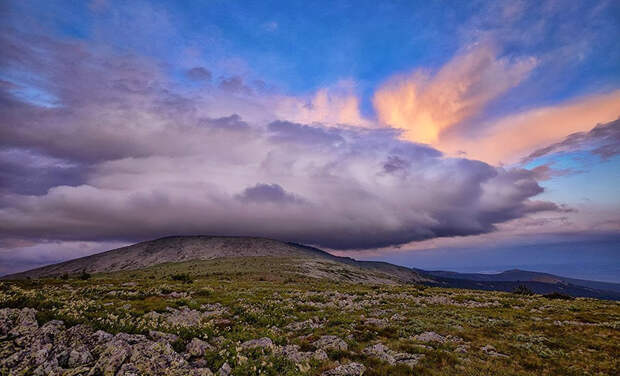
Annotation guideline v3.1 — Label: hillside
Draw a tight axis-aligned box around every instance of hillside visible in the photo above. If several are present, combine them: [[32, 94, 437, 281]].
[[423, 269, 620, 293], [419, 269, 620, 299], [3, 236, 427, 284], [2, 257, 619, 375]]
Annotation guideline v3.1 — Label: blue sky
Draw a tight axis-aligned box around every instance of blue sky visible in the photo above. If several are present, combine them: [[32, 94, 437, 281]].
[[1, 0, 619, 279]]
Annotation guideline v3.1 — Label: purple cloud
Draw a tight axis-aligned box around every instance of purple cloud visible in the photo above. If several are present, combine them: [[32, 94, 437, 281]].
[[0, 27, 559, 257]]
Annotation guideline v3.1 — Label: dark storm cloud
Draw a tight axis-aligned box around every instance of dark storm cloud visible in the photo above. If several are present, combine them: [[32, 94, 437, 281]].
[[0, 27, 559, 253], [236, 183, 305, 204], [522, 118, 620, 163], [0, 149, 88, 196]]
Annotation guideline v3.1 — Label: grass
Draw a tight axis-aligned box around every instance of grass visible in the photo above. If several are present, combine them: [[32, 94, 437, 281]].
[[1, 256, 618, 375]]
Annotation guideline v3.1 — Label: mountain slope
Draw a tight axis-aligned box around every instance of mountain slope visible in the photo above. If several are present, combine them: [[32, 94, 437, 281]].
[[421, 269, 620, 293], [417, 268, 620, 300], [3, 236, 427, 283]]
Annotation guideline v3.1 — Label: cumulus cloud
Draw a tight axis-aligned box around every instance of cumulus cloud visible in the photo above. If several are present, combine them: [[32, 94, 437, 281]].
[[274, 82, 369, 127], [0, 28, 560, 266], [373, 43, 537, 144]]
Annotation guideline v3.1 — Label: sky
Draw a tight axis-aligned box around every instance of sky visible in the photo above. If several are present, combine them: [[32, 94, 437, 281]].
[[1, 0, 619, 281]]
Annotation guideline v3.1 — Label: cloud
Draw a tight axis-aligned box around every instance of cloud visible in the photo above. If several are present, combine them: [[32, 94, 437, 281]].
[[523, 118, 620, 163], [186, 67, 212, 82], [438, 91, 620, 164], [236, 183, 305, 205], [373, 43, 536, 144], [274, 83, 369, 127], [0, 27, 559, 266]]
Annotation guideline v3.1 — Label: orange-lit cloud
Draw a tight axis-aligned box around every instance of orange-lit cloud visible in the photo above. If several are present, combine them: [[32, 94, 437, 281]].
[[373, 44, 536, 144], [275, 84, 369, 127], [439, 90, 620, 165]]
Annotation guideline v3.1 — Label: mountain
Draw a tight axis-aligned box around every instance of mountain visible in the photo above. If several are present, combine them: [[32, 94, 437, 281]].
[[4, 236, 618, 300], [2, 235, 427, 284], [422, 269, 620, 293], [417, 268, 620, 300]]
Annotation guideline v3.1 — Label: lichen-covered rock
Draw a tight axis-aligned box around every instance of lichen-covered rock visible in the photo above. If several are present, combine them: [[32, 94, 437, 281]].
[[313, 335, 348, 351], [149, 330, 179, 344], [322, 362, 366, 375], [186, 337, 213, 357], [363, 343, 424, 367], [240, 337, 274, 350], [88, 338, 132, 375], [218, 361, 232, 376]]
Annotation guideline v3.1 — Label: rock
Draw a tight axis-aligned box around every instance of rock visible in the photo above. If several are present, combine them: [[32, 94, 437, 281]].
[[240, 337, 274, 350], [124, 340, 188, 374], [313, 335, 348, 351], [322, 362, 366, 375], [285, 318, 322, 331], [149, 330, 180, 344], [363, 343, 424, 367], [186, 337, 213, 357], [314, 348, 328, 361], [88, 338, 131, 376], [218, 361, 232, 376], [92, 330, 114, 344], [2, 308, 39, 339], [364, 317, 387, 328], [413, 331, 448, 343], [67, 348, 94, 367], [455, 344, 468, 353], [481, 345, 509, 358]]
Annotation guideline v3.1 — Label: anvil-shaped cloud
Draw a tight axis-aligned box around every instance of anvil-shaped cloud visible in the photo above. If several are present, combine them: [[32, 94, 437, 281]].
[[0, 30, 559, 252]]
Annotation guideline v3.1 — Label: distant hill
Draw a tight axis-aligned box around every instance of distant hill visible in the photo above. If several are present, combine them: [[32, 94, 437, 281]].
[[4, 236, 618, 300], [2, 236, 427, 284], [417, 269, 620, 300]]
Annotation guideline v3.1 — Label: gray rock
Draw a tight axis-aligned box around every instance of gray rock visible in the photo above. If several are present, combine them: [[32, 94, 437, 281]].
[[481, 344, 509, 358], [186, 337, 214, 357], [313, 335, 348, 351], [88, 339, 132, 376], [240, 337, 274, 350], [363, 343, 424, 367], [218, 361, 232, 376], [149, 330, 180, 344], [322, 362, 366, 375]]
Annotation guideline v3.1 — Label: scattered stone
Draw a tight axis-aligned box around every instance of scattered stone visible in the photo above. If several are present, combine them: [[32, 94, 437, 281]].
[[149, 330, 179, 344], [322, 362, 366, 376], [313, 335, 348, 351], [363, 343, 424, 367], [186, 338, 214, 358], [240, 337, 274, 350], [218, 361, 232, 376], [481, 345, 509, 358], [413, 331, 462, 344]]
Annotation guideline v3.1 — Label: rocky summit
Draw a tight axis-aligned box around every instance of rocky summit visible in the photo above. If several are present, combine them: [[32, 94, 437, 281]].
[[1, 246, 619, 376]]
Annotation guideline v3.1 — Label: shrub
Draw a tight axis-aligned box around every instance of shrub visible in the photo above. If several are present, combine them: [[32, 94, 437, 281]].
[[79, 270, 91, 280], [170, 273, 193, 284], [60, 273, 69, 280], [513, 284, 534, 296], [543, 292, 574, 300]]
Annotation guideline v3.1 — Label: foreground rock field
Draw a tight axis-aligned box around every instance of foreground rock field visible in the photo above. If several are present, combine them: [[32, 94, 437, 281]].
[[1, 257, 618, 375]]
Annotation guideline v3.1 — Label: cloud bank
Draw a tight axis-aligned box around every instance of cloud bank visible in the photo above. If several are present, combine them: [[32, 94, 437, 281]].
[[0, 29, 558, 254]]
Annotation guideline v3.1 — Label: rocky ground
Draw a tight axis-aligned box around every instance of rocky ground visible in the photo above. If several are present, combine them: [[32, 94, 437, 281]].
[[1, 257, 618, 375]]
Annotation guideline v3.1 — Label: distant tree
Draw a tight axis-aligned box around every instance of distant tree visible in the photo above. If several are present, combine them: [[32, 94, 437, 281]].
[[60, 273, 69, 280], [79, 270, 91, 280], [513, 284, 534, 296], [170, 273, 193, 284], [543, 292, 574, 300]]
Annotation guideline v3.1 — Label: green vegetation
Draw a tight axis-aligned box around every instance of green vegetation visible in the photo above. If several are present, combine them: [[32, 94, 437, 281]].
[[1, 257, 618, 375]]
